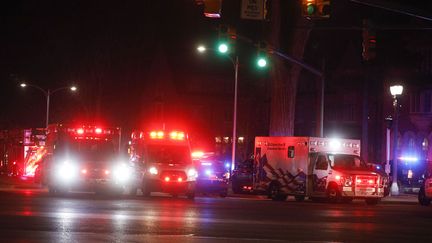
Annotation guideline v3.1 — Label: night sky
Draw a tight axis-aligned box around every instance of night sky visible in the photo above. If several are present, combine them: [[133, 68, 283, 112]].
[[1, 0, 216, 130]]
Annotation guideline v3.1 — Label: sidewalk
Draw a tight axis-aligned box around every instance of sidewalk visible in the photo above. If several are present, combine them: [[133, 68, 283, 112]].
[[381, 193, 418, 205]]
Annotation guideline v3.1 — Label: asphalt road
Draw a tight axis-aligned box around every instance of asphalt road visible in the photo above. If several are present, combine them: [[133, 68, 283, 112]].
[[0, 189, 431, 243]]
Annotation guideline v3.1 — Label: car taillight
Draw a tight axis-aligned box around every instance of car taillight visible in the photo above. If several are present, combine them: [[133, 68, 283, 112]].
[[356, 175, 378, 186]]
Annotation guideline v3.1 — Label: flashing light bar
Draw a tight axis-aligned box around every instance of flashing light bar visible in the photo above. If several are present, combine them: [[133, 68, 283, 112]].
[[169, 131, 185, 140], [150, 131, 164, 139], [399, 156, 418, 162], [69, 126, 114, 136], [192, 151, 205, 159], [310, 140, 360, 148], [77, 128, 84, 135]]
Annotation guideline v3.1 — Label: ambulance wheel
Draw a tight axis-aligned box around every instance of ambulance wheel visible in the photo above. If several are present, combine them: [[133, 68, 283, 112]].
[[418, 187, 431, 206], [294, 195, 305, 202], [365, 198, 380, 205], [326, 185, 341, 203], [269, 182, 286, 201]]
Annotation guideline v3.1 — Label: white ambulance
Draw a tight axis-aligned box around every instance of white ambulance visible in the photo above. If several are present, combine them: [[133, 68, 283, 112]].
[[253, 137, 386, 205]]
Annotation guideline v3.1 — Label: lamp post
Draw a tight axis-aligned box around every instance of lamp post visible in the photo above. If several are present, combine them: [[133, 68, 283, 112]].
[[20, 83, 77, 128], [197, 45, 239, 173], [390, 84, 403, 196]]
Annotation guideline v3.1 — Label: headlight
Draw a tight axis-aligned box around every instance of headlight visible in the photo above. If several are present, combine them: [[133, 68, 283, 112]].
[[56, 161, 77, 181], [113, 163, 131, 181], [205, 169, 213, 176], [187, 168, 198, 178], [148, 166, 158, 175]]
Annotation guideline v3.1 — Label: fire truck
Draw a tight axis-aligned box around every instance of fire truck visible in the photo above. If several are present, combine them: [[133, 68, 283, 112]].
[[253, 137, 387, 205], [39, 124, 131, 195], [128, 129, 197, 199]]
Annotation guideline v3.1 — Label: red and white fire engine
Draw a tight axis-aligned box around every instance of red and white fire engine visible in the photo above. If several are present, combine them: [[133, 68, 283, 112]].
[[254, 137, 387, 205], [128, 129, 197, 199], [38, 124, 131, 195]]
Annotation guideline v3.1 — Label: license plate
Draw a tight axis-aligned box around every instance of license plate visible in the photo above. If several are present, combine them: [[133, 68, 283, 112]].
[[356, 188, 375, 196]]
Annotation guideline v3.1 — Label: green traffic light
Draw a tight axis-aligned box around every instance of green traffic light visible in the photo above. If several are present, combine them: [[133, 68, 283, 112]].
[[306, 4, 316, 15], [257, 57, 267, 68], [218, 43, 229, 53]]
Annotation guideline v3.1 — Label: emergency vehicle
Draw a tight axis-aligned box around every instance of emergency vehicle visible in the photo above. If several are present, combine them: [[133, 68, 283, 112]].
[[254, 137, 387, 205], [192, 151, 230, 197], [128, 129, 197, 199], [39, 124, 131, 195], [418, 161, 432, 206]]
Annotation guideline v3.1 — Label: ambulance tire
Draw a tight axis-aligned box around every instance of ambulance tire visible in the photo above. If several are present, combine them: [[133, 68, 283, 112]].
[[365, 198, 380, 205], [294, 195, 305, 202], [269, 182, 286, 201], [418, 186, 431, 206], [326, 185, 341, 203]]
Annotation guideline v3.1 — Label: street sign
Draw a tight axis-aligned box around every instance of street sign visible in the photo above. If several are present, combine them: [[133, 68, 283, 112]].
[[241, 0, 266, 20]]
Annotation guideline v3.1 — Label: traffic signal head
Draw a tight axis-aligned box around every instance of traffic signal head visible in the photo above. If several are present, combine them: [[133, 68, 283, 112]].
[[302, 0, 330, 18], [362, 19, 376, 61], [218, 43, 229, 53], [217, 24, 236, 54], [256, 41, 268, 68]]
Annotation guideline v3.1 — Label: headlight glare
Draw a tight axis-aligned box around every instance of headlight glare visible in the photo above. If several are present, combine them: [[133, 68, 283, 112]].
[[149, 166, 158, 175], [187, 168, 198, 178]]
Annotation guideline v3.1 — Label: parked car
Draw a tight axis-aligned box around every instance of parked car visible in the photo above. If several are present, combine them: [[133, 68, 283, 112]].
[[231, 158, 254, 194], [418, 161, 432, 206], [195, 154, 230, 197]]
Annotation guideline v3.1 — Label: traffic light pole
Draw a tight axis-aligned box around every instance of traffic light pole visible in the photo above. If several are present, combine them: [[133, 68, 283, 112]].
[[231, 56, 239, 174]]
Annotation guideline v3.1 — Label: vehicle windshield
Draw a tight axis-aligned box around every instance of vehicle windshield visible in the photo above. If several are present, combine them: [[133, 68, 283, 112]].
[[56, 140, 116, 161], [147, 145, 190, 164], [329, 154, 367, 169]]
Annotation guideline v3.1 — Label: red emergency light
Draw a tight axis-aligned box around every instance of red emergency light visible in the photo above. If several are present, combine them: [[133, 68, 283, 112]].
[[170, 131, 185, 140], [150, 131, 164, 139], [95, 128, 102, 134], [77, 128, 84, 135]]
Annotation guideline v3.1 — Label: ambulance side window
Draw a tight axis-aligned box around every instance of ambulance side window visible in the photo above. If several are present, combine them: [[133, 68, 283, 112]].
[[315, 155, 328, 170], [287, 146, 295, 158]]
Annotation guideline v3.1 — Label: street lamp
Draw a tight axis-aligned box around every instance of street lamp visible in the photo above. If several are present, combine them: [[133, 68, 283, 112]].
[[390, 84, 403, 196], [197, 44, 239, 173], [20, 82, 77, 128]]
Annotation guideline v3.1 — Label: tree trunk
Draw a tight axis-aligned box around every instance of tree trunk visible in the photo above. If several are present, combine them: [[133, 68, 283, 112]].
[[268, 0, 310, 136]]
